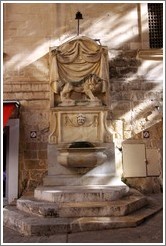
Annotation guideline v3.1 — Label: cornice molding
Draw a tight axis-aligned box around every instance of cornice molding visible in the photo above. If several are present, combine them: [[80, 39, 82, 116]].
[[137, 49, 163, 61]]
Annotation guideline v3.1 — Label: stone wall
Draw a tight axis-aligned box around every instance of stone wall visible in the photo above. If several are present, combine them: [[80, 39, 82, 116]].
[[4, 52, 50, 194], [109, 49, 163, 193], [3, 3, 163, 194]]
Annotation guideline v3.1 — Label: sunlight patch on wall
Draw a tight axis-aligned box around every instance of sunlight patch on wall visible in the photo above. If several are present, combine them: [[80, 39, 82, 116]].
[[3, 4, 145, 76], [137, 60, 163, 80], [82, 7, 139, 48], [4, 39, 49, 71]]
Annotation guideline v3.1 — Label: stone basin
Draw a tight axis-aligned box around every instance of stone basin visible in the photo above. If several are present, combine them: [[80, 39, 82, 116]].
[[57, 146, 107, 168]]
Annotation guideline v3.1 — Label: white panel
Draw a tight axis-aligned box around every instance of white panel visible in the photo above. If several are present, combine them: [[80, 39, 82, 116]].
[[122, 143, 146, 177], [6, 119, 19, 204], [146, 149, 161, 176]]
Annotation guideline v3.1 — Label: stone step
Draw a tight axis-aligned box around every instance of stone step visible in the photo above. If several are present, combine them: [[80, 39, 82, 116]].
[[34, 185, 129, 203], [58, 196, 147, 217], [17, 195, 147, 218], [3, 196, 162, 236]]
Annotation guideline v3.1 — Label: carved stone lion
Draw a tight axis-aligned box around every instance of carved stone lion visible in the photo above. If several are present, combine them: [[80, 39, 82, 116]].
[[60, 74, 104, 102]]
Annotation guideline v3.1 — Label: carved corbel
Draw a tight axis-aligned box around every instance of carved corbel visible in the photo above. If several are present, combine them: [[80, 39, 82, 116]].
[[49, 112, 58, 143], [103, 112, 124, 141]]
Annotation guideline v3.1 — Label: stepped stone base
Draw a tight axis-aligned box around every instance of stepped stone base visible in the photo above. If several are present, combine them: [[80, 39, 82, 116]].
[[34, 185, 129, 202], [3, 195, 162, 236], [3, 187, 163, 236], [17, 195, 147, 218]]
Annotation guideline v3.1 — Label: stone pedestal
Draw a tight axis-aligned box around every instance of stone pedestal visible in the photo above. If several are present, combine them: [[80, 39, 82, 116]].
[[43, 106, 121, 186]]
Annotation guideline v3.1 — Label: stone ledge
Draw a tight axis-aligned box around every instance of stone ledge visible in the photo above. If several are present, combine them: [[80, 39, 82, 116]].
[[137, 49, 163, 61], [16, 195, 147, 217], [34, 185, 129, 202]]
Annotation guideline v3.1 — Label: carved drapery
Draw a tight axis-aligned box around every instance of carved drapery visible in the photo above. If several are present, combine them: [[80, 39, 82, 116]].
[[50, 36, 109, 94]]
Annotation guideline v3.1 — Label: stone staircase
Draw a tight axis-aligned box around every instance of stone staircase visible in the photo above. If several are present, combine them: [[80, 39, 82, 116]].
[[3, 186, 162, 236]]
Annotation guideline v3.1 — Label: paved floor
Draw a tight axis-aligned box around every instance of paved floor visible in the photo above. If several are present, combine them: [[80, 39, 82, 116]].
[[2, 209, 164, 244]]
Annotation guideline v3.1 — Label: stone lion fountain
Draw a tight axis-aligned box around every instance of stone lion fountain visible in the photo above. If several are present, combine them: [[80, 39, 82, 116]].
[[5, 36, 158, 236], [41, 35, 125, 188]]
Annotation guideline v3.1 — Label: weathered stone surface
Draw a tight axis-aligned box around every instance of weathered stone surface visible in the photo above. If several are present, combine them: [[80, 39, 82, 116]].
[[3, 206, 70, 236], [25, 142, 39, 150], [3, 193, 162, 236], [25, 160, 44, 170], [27, 180, 43, 192], [123, 177, 162, 194], [58, 196, 147, 217], [34, 185, 129, 203], [38, 151, 47, 159], [30, 170, 47, 180], [24, 150, 38, 159], [16, 193, 147, 218], [17, 199, 59, 217], [3, 209, 163, 244]]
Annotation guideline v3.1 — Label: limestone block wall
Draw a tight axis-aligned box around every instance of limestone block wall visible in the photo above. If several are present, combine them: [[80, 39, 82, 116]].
[[3, 3, 163, 194], [108, 49, 163, 193], [3, 52, 50, 194]]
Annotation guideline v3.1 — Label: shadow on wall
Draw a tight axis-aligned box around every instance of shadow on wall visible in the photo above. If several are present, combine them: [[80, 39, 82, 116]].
[[108, 50, 162, 130]]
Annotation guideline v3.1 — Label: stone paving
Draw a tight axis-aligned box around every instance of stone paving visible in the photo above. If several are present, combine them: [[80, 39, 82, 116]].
[[3, 209, 163, 244]]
